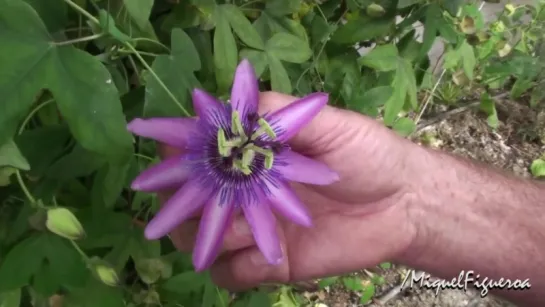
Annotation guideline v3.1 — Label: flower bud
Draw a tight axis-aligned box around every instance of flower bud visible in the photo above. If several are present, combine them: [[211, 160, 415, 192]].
[[45, 207, 85, 240], [366, 3, 386, 17], [95, 264, 120, 287]]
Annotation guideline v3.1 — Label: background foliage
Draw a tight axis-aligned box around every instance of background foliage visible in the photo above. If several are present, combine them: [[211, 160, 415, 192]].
[[0, 0, 544, 306]]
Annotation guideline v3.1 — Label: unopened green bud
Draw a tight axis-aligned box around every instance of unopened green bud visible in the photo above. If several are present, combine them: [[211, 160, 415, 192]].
[[95, 264, 119, 287], [45, 207, 85, 240], [366, 3, 385, 17], [505, 4, 516, 15]]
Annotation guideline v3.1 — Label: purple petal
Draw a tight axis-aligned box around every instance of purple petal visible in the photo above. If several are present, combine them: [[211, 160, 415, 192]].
[[144, 179, 211, 240], [131, 155, 191, 192], [242, 202, 283, 265], [265, 180, 312, 227], [275, 150, 339, 185], [230, 59, 259, 117], [127, 117, 197, 148], [193, 194, 234, 272], [192, 88, 224, 121], [266, 92, 329, 142]]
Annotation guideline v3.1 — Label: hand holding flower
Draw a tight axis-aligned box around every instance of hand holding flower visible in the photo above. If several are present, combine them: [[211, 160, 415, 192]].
[[127, 60, 420, 291]]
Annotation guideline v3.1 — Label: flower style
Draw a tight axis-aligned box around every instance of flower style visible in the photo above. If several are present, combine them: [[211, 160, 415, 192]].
[[127, 59, 339, 271]]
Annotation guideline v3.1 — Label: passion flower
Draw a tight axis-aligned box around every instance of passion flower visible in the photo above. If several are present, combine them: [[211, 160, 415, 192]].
[[127, 59, 339, 271]]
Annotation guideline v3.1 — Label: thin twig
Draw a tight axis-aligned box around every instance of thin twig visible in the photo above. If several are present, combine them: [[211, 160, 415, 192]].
[[415, 92, 510, 132], [370, 270, 427, 306]]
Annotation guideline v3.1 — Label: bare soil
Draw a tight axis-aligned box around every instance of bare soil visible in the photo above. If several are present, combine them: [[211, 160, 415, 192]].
[[295, 93, 545, 307]]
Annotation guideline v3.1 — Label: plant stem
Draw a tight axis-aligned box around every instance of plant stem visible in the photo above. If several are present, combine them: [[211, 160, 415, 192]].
[[132, 37, 171, 52], [54, 33, 104, 46], [15, 171, 36, 205], [63, 0, 189, 116], [124, 43, 190, 116], [18, 99, 54, 134], [71, 240, 91, 262], [134, 153, 155, 162], [63, 0, 99, 25], [117, 49, 159, 57]]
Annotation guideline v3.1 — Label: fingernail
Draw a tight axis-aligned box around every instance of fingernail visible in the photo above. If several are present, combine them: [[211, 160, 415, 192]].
[[250, 251, 271, 266], [250, 248, 284, 266]]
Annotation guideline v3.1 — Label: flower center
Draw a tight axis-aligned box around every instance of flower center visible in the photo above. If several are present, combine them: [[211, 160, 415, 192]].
[[217, 111, 277, 175]]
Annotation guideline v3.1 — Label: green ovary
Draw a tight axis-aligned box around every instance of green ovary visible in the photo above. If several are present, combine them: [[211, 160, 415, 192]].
[[217, 111, 277, 175]]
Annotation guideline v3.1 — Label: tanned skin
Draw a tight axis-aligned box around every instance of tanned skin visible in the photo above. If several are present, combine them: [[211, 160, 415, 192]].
[[160, 92, 545, 307]]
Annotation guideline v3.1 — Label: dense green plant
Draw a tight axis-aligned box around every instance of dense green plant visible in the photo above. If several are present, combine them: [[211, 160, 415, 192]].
[[0, 0, 543, 306]]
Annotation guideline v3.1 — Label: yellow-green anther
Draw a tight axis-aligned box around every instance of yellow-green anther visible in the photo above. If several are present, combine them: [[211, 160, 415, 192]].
[[251, 118, 276, 140], [45, 207, 85, 240], [231, 111, 246, 139], [217, 129, 228, 157], [264, 154, 274, 169], [246, 144, 274, 158], [233, 160, 252, 175], [241, 149, 256, 169], [223, 137, 244, 147]]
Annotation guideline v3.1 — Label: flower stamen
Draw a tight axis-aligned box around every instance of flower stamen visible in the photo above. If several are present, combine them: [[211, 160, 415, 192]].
[[231, 111, 247, 141], [232, 160, 252, 175], [246, 144, 274, 170], [251, 118, 276, 140]]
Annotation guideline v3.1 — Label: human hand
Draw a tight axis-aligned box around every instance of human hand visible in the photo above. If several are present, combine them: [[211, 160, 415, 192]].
[[162, 91, 421, 291]]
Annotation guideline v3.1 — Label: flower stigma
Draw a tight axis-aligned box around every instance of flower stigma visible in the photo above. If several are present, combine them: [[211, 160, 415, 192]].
[[217, 110, 278, 176]]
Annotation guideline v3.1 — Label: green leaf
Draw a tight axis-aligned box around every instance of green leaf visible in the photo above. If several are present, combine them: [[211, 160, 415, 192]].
[[331, 15, 394, 45], [161, 271, 207, 295], [479, 93, 498, 129], [239, 49, 268, 77], [318, 276, 339, 288], [360, 283, 376, 304], [265, 32, 311, 64], [0, 288, 21, 307], [97, 9, 133, 43], [221, 4, 264, 50], [0, 235, 44, 291], [213, 10, 238, 94], [383, 59, 418, 125], [46, 145, 106, 180], [342, 276, 364, 291], [34, 234, 89, 294], [24, 0, 67, 32], [349, 85, 392, 115], [268, 54, 292, 94], [379, 262, 392, 269], [135, 258, 172, 284], [359, 44, 398, 71], [265, 0, 301, 16], [392, 117, 416, 137], [530, 159, 545, 178], [0, 0, 133, 157], [0, 139, 30, 171], [123, 0, 154, 29], [15, 125, 70, 177], [419, 4, 441, 60], [144, 28, 201, 117], [459, 40, 476, 80], [397, 0, 421, 9], [64, 277, 125, 307], [91, 159, 131, 209]]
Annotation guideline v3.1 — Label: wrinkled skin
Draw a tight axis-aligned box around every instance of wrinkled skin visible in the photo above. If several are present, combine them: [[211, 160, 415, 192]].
[[159, 91, 419, 291]]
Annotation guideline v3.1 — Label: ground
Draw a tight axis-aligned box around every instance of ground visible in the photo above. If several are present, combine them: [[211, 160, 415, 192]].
[[290, 92, 545, 307]]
